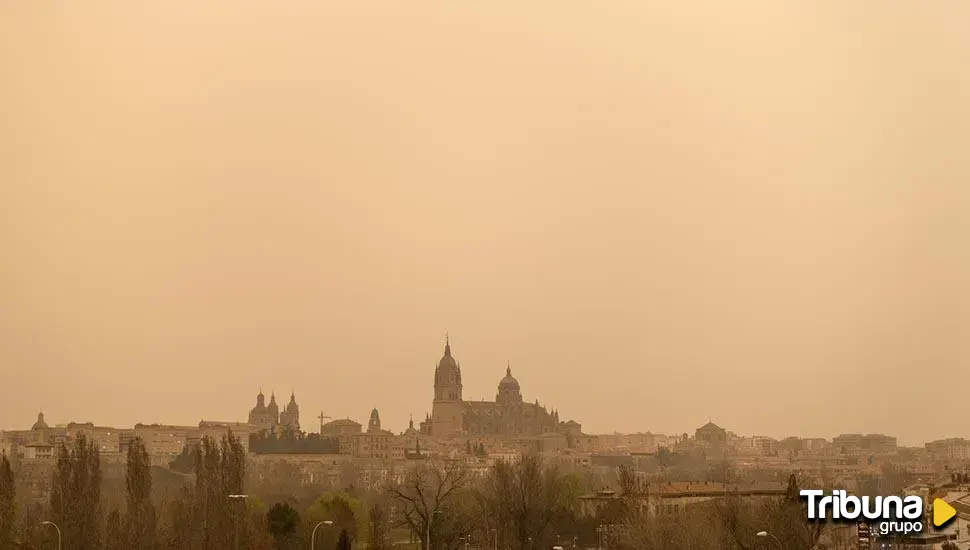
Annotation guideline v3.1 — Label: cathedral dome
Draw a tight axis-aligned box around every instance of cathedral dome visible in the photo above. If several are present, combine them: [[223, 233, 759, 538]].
[[32, 412, 49, 431], [267, 393, 279, 414], [498, 365, 520, 391], [404, 416, 417, 436]]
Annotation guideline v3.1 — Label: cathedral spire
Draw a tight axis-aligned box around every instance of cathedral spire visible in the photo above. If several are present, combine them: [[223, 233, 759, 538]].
[[506, 361, 511, 377], [444, 332, 451, 356]]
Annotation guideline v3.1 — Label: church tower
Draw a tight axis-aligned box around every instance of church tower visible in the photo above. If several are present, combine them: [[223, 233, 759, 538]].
[[279, 392, 300, 433], [434, 335, 463, 402], [368, 408, 382, 433], [430, 336, 465, 436]]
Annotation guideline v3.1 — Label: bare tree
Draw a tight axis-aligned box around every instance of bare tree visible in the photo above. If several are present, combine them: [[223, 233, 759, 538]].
[[387, 460, 474, 550], [481, 454, 575, 550], [621, 503, 726, 550], [369, 501, 391, 550], [717, 474, 822, 550]]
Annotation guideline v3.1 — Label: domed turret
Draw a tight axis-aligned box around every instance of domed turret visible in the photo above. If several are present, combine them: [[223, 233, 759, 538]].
[[267, 393, 279, 415], [32, 411, 49, 431], [404, 415, 417, 436], [286, 392, 299, 414]]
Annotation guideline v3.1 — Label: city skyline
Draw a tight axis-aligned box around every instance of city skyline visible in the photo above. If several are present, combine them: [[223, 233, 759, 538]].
[[3, 2, 969, 448], [0, 336, 955, 448]]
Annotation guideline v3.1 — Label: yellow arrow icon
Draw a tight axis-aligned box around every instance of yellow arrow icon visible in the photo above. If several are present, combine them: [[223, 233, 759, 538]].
[[934, 498, 957, 527]]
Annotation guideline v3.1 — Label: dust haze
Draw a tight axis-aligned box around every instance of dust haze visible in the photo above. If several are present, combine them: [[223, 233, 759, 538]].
[[1, 2, 968, 446]]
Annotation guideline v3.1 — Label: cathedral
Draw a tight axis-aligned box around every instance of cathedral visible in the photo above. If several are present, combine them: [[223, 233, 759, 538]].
[[248, 390, 301, 434], [419, 337, 565, 437]]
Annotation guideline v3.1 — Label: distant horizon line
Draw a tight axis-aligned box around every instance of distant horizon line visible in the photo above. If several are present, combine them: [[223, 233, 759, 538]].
[[4, 411, 955, 449]]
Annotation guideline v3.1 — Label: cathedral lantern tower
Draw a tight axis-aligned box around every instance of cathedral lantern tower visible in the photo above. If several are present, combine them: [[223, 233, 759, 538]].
[[434, 335, 462, 402], [430, 335, 466, 436]]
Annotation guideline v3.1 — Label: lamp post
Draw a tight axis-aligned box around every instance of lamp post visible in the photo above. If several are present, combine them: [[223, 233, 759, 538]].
[[311, 520, 334, 550], [228, 494, 249, 550], [756, 530, 782, 549], [426, 509, 441, 550], [41, 521, 61, 550]]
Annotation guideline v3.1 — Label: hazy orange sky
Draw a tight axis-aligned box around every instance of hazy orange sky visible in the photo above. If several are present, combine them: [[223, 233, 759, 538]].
[[1, 2, 967, 446]]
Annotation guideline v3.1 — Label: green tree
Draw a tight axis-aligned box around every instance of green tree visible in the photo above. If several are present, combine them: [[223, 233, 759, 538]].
[[125, 437, 157, 549], [267, 502, 300, 549], [0, 452, 14, 548], [305, 492, 362, 550], [51, 433, 103, 550]]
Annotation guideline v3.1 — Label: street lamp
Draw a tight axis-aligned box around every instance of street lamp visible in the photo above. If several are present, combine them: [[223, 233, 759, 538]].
[[41, 521, 61, 550], [756, 531, 782, 549], [228, 494, 249, 550], [311, 520, 334, 550]]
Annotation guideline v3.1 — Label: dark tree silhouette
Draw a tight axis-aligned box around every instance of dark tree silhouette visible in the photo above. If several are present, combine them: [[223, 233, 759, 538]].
[[125, 437, 156, 549], [51, 433, 103, 550], [266, 502, 300, 549], [335, 529, 351, 550], [0, 452, 14, 549], [387, 460, 473, 550], [482, 453, 575, 550], [104, 509, 124, 550]]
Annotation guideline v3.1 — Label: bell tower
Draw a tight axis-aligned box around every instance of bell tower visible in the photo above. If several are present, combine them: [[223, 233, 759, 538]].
[[430, 335, 465, 436], [433, 335, 463, 402]]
